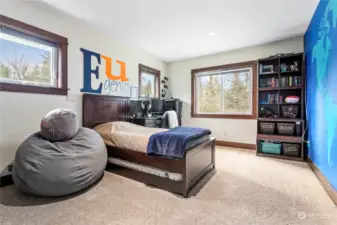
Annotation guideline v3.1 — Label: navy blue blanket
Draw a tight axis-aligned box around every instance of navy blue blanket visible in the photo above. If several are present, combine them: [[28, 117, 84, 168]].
[[147, 126, 211, 159]]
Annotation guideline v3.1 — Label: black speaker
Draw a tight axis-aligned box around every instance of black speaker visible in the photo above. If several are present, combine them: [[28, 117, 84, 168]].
[[129, 100, 138, 116]]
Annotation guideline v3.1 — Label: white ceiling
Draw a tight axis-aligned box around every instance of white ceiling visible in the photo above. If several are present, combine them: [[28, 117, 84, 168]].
[[41, 0, 319, 62]]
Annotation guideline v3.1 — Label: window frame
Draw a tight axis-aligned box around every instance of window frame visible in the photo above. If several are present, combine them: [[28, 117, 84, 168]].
[[191, 61, 257, 119], [0, 15, 68, 95], [138, 64, 160, 98]]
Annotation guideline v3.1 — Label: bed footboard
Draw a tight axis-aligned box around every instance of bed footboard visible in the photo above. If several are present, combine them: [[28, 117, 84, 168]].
[[183, 137, 216, 197]]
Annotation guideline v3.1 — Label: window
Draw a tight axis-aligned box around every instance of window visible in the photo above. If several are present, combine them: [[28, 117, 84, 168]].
[[139, 64, 160, 98], [0, 15, 68, 95], [191, 61, 257, 119]]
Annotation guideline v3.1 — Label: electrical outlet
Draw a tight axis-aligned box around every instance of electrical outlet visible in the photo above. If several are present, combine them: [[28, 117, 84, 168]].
[[223, 131, 228, 136]]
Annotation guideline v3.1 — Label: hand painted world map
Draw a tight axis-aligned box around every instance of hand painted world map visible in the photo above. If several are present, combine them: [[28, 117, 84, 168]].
[[306, 0, 337, 189]]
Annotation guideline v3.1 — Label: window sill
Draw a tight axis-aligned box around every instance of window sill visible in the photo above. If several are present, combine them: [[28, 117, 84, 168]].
[[191, 113, 256, 120], [0, 82, 68, 96]]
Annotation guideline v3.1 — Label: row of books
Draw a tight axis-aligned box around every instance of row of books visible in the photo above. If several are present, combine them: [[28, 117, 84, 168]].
[[260, 94, 288, 104], [260, 78, 279, 88], [260, 76, 302, 88], [265, 93, 280, 104], [280, 76, 301, 87]]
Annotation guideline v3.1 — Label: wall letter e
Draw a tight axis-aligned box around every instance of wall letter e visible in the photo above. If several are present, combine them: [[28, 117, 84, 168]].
[[80, 48, 102, 94]]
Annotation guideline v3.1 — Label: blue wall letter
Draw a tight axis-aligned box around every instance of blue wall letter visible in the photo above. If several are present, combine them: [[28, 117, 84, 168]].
[[80, 48, 102, 94]]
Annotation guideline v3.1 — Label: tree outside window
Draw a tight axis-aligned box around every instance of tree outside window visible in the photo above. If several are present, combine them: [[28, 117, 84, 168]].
[[192, 61, 257, 119]]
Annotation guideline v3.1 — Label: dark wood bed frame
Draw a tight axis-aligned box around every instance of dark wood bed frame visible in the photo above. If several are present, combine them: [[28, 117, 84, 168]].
[[83, 94, 216, 197]]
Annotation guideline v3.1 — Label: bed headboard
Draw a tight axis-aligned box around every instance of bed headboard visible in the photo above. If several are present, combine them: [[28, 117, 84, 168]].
[[83, 94, 129, 128]]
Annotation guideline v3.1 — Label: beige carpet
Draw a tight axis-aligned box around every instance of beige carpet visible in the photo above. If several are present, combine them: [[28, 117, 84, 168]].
[[1, 147, 336, 225]]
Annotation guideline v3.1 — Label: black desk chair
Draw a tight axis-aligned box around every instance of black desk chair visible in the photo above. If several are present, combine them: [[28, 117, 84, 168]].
[[157, 115, 168, 128]]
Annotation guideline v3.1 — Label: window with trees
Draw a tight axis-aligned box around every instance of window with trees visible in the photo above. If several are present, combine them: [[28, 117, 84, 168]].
[[191, 61, 257, 119], [0, 15, 68, 95], [139, 64, 160, 98]]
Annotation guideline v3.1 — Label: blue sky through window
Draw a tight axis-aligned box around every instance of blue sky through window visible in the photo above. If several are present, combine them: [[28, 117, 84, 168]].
[[0, 38, 48, 65]]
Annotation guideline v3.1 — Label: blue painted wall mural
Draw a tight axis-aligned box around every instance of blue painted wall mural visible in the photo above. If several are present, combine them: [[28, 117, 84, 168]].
[[305, 0, 337, 191]]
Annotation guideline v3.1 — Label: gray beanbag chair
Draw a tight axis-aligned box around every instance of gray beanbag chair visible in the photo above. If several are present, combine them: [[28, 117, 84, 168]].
[[12, 128, 107, 197], [40, 108, 78, 142]]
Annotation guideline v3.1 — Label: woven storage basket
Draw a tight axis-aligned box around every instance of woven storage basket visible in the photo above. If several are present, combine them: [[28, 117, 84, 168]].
[[281, 105, 299, 118], [277, 123, 295, 136], [260, 122, 275, 135], [283, 143, 300, 157]]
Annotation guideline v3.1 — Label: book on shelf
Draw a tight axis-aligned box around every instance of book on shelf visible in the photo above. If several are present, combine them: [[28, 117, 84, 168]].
[[280, 76, 301, 87], [279, 95, 284, 103], [260, 77, 279, 88], [266, 93, 279, 104]]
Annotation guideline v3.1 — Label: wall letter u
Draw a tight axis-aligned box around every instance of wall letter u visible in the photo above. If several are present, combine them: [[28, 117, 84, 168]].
[[101, 55, 128, 82]]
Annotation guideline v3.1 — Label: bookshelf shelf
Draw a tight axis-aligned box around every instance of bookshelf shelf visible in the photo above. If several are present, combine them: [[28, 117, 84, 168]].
[[256, 153, 303, 161], [257, 53, 306, 162], [279, 103, 301, 105], [257, 134, 302, 143], [259, 87, 278, 91], [259, 87, 302, 91], [279, 86, 302, 90], [258, 118, 305, 122], [260, 72, 279, 76], [280, 71, 301, 75]]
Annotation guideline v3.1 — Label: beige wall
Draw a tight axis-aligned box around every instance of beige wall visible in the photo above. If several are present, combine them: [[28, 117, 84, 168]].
[[0, 1, 167, 172], [168, 37, 304, 144], [0, 1, 304, 173]]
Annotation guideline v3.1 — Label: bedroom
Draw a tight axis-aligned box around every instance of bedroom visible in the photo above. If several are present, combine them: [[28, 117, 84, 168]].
[[0, 0, 336, 224]]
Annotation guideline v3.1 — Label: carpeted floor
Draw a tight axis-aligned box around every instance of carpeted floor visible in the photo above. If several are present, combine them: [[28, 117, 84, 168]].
[[1, 147, 336, 225]]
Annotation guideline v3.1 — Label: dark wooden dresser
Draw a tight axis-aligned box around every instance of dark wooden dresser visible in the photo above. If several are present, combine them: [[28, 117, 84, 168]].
[[129, 117, 163, 128], [129, 98, 182, 128]]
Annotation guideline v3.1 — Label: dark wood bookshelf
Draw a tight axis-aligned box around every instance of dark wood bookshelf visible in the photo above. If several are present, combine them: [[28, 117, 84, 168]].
[[257, 53, 306, 162], [257, 134, 302, 143], [258, 118, 304, 122], [278, 53, 303, 59], [260, 72, 279, 76], [280, 71, 301, 75], [256, 153, 303, 161], [280, 103, 301, 105], [279, 86, 302, 90], [259, 86, 302, 91], [259, 53, 303, 61], [259, 87, 279, 91]]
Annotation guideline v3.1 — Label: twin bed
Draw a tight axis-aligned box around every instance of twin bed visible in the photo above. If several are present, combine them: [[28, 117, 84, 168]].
[[83, 94, 216, 197]]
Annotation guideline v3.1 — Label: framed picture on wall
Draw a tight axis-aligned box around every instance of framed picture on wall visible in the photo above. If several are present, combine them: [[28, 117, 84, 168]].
[[130, 85, 138, 100], [138, 64, 160, 98]]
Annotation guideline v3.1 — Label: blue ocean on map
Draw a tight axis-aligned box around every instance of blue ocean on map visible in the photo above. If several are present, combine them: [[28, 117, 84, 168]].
[[305, 0, 337, 190]]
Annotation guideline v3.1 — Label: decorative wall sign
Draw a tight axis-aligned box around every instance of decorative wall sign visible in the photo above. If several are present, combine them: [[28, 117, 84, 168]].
[[80, 48, 130, 97], [140, 71, 157, 98], [130, 85, 138, 100]]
